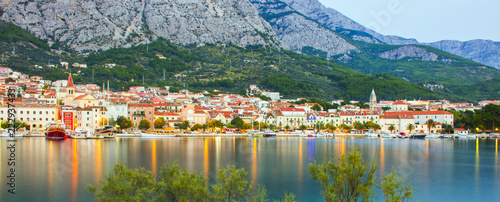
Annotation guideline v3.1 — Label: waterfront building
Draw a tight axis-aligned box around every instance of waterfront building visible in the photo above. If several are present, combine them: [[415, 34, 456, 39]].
[[380, 114, 415, 134], [128, 103, 155, 128], [76, 106, 108, 130], [0, 103, 56, 130], [391, 100, 409, 111]]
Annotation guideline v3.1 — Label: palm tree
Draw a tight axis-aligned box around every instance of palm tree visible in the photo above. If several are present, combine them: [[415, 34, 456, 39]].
[[388, 124, 396, 133], [407, 124, 414, 134], [425, 119, 436, 134], [284, 125, 291, 132]]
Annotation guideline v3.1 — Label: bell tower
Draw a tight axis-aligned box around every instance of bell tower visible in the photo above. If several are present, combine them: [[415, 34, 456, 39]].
[[369, 89, 377, 111], [65, 73, 75, 104]]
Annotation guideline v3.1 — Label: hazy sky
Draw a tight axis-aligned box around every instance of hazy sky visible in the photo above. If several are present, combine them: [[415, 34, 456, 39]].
[[318, 0, 499, 42]]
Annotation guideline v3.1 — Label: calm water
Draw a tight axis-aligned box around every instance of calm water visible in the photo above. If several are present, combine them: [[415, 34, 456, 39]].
[[0, 137, 499, 201]]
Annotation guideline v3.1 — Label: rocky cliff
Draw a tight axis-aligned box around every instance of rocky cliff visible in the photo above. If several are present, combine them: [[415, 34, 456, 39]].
[[0, 0, 281, 52], [280, 0, 418, 45], [378, 45, 439, 61], [427, 40, 500, 69], [250, 0, 357, 56]]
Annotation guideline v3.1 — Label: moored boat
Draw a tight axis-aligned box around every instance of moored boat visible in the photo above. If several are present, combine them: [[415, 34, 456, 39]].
[[410, 133, 426, 139], [95, 126, 116, 138], [263, 130, 277, 137], [45, 121, 67, 140], [425, 133, 440, 139]]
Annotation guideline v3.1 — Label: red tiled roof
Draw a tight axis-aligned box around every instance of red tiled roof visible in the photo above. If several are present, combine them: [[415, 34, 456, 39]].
[[279, 107, 306, 112], [67, 74, 74, 87], [393, 100, 408, 105]]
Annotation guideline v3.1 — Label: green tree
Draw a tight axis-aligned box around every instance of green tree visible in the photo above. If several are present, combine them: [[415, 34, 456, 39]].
[[311, 104, 322, 111], [4, 77, 14, 83], [191, 124, 202, 131], [230, 117, 245, 129], [406, 124, 414, 133], [299, 124, 307, 132], [284, 125, 291, 132], [425, 119, 436, 134], [87, 162, 157, 201], [154, 117, 166, 129], [139, 119, 151, 130], [1, 120, 28, 130], [308, 148, 378, 202], [380, 168, 414, 202], [269, 124, 276, 130], [201, 124, 208, 132], [116, 116, 133, 130], [157, 162, 209, 201], [442, 124, 454, 134], [389, 125, 396, 133], [211, 164, 267, 201], [365, 121, 381, 130], [353, 122, 366, 130], [382, 107, 391, 111], [175, 121, 191, 130]]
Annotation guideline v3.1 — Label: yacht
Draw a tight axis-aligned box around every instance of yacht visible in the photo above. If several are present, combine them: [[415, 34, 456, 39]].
[[263, 130, 277, 137], [425, 133, 440, 139]]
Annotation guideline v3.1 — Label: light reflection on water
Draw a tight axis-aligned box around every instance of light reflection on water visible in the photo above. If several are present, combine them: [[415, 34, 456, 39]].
[[0, 137, 499, 202]]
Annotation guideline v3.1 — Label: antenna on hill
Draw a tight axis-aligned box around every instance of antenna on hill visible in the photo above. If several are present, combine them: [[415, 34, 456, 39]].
[[92, 69, 94, 83], [12, 46, 16, 55], [143, 75, 145, 85], [163, 69, 166, 80]]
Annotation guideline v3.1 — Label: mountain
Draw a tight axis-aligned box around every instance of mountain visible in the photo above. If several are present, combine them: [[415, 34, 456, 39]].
[[427, 40, 500, 69], [278, 0, 418, 45], [278, 0, 500, 70], [0, 0, 281, 52], [250, 0, 357, 55], [1, 20, 473, 102]]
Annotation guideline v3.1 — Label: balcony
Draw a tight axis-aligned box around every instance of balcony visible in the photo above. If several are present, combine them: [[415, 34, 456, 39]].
[[132, 113, 146, 116]]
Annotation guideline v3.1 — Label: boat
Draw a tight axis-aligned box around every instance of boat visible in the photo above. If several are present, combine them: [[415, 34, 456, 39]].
[[325, 133, 334, 137], [298, 132, 308, 137], [116, 129, 144, 137], [380, 134, 395, 138], [22, 131, 45, 137], [247, 130, 264, 137], [263, 130, 277, 137], [316, 133, 327, 137], [142, 129, 177, 137], [409, 133, 426, 139], [0, 129, 24, 137], [95, 126, 116, 138], [397, 132, 408, 139], [45, 121, 67, 140], [365, 129, 378, 138], [68, 128, 91, 139], [307, 133, 317, 137], [425, 133, 440, 139]]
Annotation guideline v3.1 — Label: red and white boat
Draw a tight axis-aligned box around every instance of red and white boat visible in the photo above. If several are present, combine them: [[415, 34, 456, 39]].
[[45, 121, 67, 140]]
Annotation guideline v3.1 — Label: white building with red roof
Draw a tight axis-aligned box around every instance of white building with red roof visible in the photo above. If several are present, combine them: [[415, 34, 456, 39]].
[[391, 100, 409, 111]]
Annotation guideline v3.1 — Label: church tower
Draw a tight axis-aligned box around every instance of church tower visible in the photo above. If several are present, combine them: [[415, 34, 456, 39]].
[[65, 73, 75, 104], [369, 89, 377, 111]]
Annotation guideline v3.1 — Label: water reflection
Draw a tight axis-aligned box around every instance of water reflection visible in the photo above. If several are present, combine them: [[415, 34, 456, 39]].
[[380, 138, 385, 176], [1, 137, 500, 202], [72, 140, 78, 201], [152, 140, 157, 174], [204, 138, 209, 178]]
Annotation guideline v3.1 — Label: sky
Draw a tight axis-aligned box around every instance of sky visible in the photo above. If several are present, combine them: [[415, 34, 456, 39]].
[[318, 0, 499, 43]]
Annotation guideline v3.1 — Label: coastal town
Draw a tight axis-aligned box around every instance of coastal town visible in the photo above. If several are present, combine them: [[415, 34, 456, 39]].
[[0, 66, 498, 137]]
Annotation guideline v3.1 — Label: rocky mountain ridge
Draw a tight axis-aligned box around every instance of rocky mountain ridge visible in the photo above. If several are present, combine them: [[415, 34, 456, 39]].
[[280, 0, 500, 69], [250, 0, 357, 56], [0, 0, 281, 52]]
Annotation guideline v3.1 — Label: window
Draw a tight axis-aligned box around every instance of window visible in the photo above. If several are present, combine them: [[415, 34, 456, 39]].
[[27, 111, 29, 114], [46, 118, 48, 121], [46, 111, 48, 115], [33, 111, 36, 114]]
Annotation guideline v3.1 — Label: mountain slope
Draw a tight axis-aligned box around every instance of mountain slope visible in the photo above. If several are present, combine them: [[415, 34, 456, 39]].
[[250, 0, 357, 55], [0, 21, 467, 102], [0, 0, 281, 52], [279, 0, 418, 45], [280, 0, 500, 70], [427, 40, 500, 69]]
